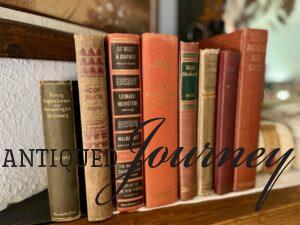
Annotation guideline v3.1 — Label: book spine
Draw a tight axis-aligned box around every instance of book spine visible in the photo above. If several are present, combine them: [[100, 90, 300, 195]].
[[40, 81, 81, 222], [142, 33, 179, 208], [197, 49, 219, 195], [74, 35, 112, 221], [233, 30, 268, 191], [106, 34, 144, 211], [214, 50, 240, 195], [179, 42, 199, 200]]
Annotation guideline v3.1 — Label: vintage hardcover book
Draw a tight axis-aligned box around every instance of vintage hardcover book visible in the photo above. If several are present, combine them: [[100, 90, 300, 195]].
[[40, 81, 81, 222], [179, 41, 199, 200], [198, 29, 268, 191], [258, 121, 295, 173], [214, 50, 240, 195], [74, 35, 112, 221], [142, 33, 178, 207], [197, 49, 219, 195], [106, 33, 144, 211]]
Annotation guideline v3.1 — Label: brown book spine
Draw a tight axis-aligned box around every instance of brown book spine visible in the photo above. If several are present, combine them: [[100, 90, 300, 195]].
[[214, 50, 240, 195], [198, 29, 268, 191], [197, 49, 219, 195], [179, 42, 199, 200], [142, 33, 178, 208], [40, 81, 81, 222], [106, 34, 144, 211], [74, 35, 112, 221]]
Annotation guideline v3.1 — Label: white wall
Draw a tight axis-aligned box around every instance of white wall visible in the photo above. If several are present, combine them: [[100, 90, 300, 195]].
[[0, 58, 77, 211]]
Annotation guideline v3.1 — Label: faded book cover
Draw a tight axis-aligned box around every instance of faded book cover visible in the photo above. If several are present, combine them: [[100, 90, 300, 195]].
[[106, 33, 144, 211], [74, 35, 112, 221], [40, 80, 81, 222], [197, 49, 219, 195], [179, 41, 199, 200]]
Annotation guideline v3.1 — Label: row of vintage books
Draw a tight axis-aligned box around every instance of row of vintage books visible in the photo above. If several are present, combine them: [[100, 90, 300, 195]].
[[40, 29, 268, 222]]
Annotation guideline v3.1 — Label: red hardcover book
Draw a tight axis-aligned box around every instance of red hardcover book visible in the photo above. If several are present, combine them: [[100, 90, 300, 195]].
[[142, 33, 178, 208], [199, 29, 268, 191], [214, 50, 240, 195], [106, 33, 144, 211], [179, 42, 199, 200]]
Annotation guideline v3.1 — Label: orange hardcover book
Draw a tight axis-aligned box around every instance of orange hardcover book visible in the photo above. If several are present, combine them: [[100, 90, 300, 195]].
[[198, 29, 268, 191], [106, 33, 144, 212], [142, 33, 179, 208]]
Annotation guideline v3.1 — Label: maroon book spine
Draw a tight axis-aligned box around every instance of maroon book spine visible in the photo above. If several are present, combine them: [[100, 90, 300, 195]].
[[214, 50, 240, 195]]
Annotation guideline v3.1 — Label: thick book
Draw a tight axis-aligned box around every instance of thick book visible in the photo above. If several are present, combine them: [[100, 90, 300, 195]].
[[40, 81, 81, 222], [179, 41, 199, 200], [142, 33, 178, 208], [197, 49, 219, 195], [198, 29, 268, 191], [74, 35, 113, 221], [106, 33, 144, 211], [214, 50, 240, 195]]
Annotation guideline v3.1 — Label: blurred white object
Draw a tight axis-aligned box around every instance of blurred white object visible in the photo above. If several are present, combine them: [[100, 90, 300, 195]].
[[276, 90, 291, 101], [223, 0, 246, 33]]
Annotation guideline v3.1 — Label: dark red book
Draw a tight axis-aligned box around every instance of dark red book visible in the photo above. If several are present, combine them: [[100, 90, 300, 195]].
[[214, 50, 240, 195]]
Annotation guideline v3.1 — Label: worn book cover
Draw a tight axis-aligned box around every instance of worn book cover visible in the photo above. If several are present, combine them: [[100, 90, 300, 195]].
[[142, 33, 179, 208], [106, 33, 144, 211], [214, 50, 240, 195], [40, 81, 81, 222], [198, 29, 268, 191], [197, 49, 219, 195], [179, 41, 199, 200], [74, 35, 112, 221]]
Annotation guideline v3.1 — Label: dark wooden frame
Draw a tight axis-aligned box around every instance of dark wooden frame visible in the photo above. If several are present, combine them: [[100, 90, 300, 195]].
[[0, 19, 75, 61]]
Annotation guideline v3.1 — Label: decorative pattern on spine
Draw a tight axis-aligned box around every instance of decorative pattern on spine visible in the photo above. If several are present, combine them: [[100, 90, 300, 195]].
[[40, 81, 81, 222], [74, 35, 112, 222], [106, 33, 144, 211], [197, 49, 219, 195], [179, 42, 199, 200]]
